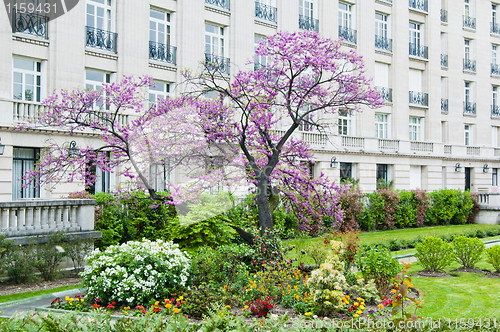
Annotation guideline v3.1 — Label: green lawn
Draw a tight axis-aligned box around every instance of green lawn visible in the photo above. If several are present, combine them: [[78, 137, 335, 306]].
[[0, 284, 82, 304]]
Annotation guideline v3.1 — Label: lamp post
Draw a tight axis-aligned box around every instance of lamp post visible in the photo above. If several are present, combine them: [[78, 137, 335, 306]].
[[330, 156, 338, 168], [455, 163, 462, 172], [483, 164, 490, 173], [68, 141, 79, 157]]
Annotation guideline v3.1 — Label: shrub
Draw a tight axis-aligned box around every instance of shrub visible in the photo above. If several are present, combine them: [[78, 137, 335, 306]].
[[349, 277, 379, 304], [245, 296, 274, 318], [34, 232, 67, 281], [467, 193, 480, 224], [307, 241, 348, 315], [414, 236, 454, 272], [80, 239, 190, 305], [300, 238, 329, 267], [452, 236, 485, 269], [62, 237, 95, 273], [355, 246, 400, 293], [338, 188, 364, 231], [364, 189, 399, 230], [3, 243, 37, 284], [394, 190, 416, 228], [486, 245, 500, 272], [413, 189, 430, 227]]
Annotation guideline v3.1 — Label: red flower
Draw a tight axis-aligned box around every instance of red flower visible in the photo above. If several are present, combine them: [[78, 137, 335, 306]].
[[93, 304, 100, 309]]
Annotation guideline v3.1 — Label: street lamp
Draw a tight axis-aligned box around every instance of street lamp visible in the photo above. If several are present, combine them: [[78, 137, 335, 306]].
[[483, 164, 490, 173], [68, 141, 79, 157], [330, 156, 338, 168], [455, 163, 462, 172]]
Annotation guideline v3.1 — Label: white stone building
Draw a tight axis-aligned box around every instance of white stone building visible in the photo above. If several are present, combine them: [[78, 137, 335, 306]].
[[1, 0, 500, 201]]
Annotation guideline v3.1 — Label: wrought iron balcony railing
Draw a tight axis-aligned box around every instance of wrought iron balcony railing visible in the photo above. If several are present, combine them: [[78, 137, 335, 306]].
[[409, 0, 428, 12], [299, 15, 319, 32], [205, 53, 230, 76], [12, 10, 48, 39], [463, 58, 476, 72], [376, 87, 392, 102], [338, 26, 357, 44], [441, 98, 448, 112], [463, 15, 476, 29], [86, 26, 117, 53], [492, 22, 500, 34], [409, 43, 428, 59], [255, 2, 277, 23], [375, 35, 392, 52], [463, 102, 476, 115], [492, 63, 500, 76], [441, 54, 448, 67], [440, 9, 448, 23], [409, 91, 428, 106], [492, 105, 500, 117], [205, 0, 229, 10], [149, 41, 176, 65]]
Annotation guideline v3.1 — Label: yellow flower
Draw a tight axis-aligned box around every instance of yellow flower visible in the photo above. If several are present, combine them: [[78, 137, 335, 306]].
[[65, 296, 70, 301], [391, 289, 397, 294], [357, 297, 362, 301], [155, 301, 159, 306], [69, 298, 74, 302], [80, 298, 84, 302], [356, 310, 362, 314], [409, 284, 414, 288], [360, 305, 365, 310], [69, 302, 72, 306], [378, 304, 384, 309], [304, 312, 313, 316], [353, 314, 359, 318], [357, 276, 362, 279], [242, 305, 248, 311], [346, 295, 350, 300], [354, 302, 359, 306], [124, 306, 130, 310], [165, 303, 172, 309], [173, 308, 180, 314], [404, 281, 410, 286], [225, 305, 231, 309]]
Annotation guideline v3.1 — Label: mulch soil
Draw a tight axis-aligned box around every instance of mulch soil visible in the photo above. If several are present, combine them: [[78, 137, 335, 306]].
[[412, 270, 455, 278]]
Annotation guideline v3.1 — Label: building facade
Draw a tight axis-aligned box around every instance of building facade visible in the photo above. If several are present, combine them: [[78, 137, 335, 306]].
[[1, 0, 500, 201]]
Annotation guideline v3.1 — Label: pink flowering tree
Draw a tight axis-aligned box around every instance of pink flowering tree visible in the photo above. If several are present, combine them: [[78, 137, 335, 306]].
[[184, 31, 384, 235], [16, 76, 240, 202]]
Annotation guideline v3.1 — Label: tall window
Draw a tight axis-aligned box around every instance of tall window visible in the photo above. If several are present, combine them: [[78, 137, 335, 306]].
[[205, 23, 224, 56], [149, 81, 170, 105], [465, 82, 471, 104], [376, 164, 389, 184], [375, 12, 388, 38], [338, 113, 353, 136], [299, 0, 313, 18], [375, 113, 389, 139], [464, 39, 471, 60], [493, 45, 498, 65], [254, 35, 267, 68], [150, 9, 171, 47], [13, 57, 42, 102], [493, 4, 498, 25], [12, 147, 40, 201], [494, 86, 498, 107], [409, 22, 421, 47], [338, 2, 352, 29], [298, 105, 315, 131], [86, 0, 113, 31], [464, 0, 471, 17], [150, 161, 171, 191], [85, 69, 110, 109], [409, 117, 422, 141], [493, 168, 498, 186], [464, 124, 471, 146], [340, 162, 353, 182], [86, 151, 111, 194]]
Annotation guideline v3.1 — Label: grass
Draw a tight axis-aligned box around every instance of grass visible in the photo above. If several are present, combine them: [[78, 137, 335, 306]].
[[0, 284, 82, 304]]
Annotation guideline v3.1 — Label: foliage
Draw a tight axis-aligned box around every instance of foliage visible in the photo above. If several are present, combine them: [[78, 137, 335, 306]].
[[3, 242, 37, 284], [307, 241, 348, 315], [466, 193, 480, 224], [251, 229, 295, 267], [245, 296, 274, 317], [80, 239, 190, 305], [362, 189, 399, 230], [338, 188, 364, 231], [413, 189, 430, 227], [338, 230, 360, 272], [349, 277, 379, 304], [393, 190, 416, 228], [452, 236, 485, 269], [0, 236, 13, 275], [62, 237, 95, 273], [425, 189, 475, 225], [414, 236, 454, 272], [486, 245, 500, 272], [299, 238, 329, 267], [390, 264, 423, 326], [355, 246, 400, 293], [33, 232, 67, 281], [51, 294, 88, 312]]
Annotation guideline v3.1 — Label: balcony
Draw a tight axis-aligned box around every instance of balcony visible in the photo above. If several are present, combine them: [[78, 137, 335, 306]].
[[463, 15, 476, 29], [440, 9, 447, 23], [492, 63, 500, 76], [441, 98, 448, 112], [492, 105, 500, 117], [411, 142, 433, 152], [463, 58, 476, 73], [205, 0, 229, 10], [149, 41, 176, 65], [409, 0, 427, 12], [463, 102, 476, 115], [12, 10, 48, 39], [255, 2, 277, 23], [492, 22, 500, 34], [379, 139, 399, 151], [204, 53, 230, 76], [299, 15, 319, 32], [440, 54, 448, 68], [409, 43, 428, 59], [85, 26, 117, 53], [467, 146, 480, 156], [338, 26, 357, 44], [375, 35, 392, 52], [409, 91, 428, 106], [342, 136, 364, 148], [376, 87, 392, 102]]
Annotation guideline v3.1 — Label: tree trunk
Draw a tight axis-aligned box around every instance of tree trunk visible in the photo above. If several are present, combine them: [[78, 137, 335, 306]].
[[256, 177, 273, 235]]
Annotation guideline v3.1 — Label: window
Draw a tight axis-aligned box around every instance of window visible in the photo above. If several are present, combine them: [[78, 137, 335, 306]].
[[493, 4, 498, 25], [464, 39, 471, 60], [86, 151, 111, 194], [493, 45, 498, 65], [409, 22, 421, 47], [409, 117, 422, 141], [299, 0, 313, 19], [12, 147, 40, 201], [464, 0, 471, 17], [150, 161, 171, 191], [464, 124, 471, 146], [376, 164, 389, 184], [338, 2, 352, 29], [494, 86, 498, 107], [298, 105, 315, 131], [85, 69, 111, 109], [13, 57, 42, 102], [340, 162, 353, 182], [149, 81, 171, 105], [493, 168, 498, 186], [375, 62, 389, 88], [150, 8, 171, 46], [205, 23, 224, 56], [86, 0, 113, 31], [375, 12, 388, 38], [441, 77, 448, 109], [493, 126, 499, 147], [254, 35, 267, 68], [464, 82, 471, 104], [375, 113, 388, 139], [410, 165, 422, 189], [338, 112, 353, 136]]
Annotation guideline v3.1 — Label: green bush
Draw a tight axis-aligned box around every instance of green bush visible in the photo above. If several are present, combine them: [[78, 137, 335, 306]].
[[486, 245, 500, 272], [414, 236, 454, 272], [34, 232, 66, 281], [3, 243, 37, 284], [394, 190, 417, 228], [62, 237, 95, 273], [355, 246, 400, 293], [452, 236, 485, 269]]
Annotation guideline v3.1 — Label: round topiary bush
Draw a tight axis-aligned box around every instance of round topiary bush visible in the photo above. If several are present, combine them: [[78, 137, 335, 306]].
[[80, 239, 190, 306]]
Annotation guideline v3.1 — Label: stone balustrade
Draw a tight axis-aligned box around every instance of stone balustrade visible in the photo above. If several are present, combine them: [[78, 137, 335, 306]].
[[0, 199, 96, 237], [476, 193, 500, 225]]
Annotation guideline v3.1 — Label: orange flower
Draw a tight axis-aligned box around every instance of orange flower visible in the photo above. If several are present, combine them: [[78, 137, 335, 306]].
[[173, 308, 180, 314]]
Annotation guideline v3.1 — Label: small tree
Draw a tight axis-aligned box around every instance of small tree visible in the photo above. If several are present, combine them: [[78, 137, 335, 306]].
[[414, 237, 454, 272], [185, 31, 383, 234], [452, 236, 485, 269]]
